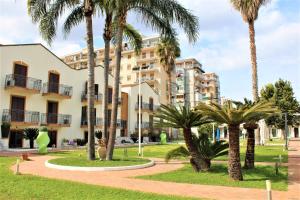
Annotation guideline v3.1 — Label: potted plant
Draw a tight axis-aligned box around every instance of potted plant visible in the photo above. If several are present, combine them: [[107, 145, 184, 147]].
[[23, 128, 39, 149], [1, 122, 11, 138], [62, 138, 69, 146]]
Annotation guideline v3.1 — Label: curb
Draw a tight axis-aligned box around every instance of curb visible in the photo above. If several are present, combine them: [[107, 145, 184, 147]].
[[45, 159, 155, 172]]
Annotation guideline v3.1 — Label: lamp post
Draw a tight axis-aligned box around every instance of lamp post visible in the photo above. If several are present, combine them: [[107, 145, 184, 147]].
[[133, 65, 149, 156]]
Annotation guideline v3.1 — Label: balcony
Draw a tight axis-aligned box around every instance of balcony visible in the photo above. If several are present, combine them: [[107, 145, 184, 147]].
[[81, 117, 102, 128], [4, 74, 42, 94], [42, 83, 73, 99], [2, 109, 40, 125], [41, 113, 72, 127], [135, 122, 153, 129], [135, 102, 159, 112], [108, 97, 122, 105], [135, 77, 158, 84], [137, 57, 157, 63], [81, 92, 103, 104], [117, 119, 127, 129]]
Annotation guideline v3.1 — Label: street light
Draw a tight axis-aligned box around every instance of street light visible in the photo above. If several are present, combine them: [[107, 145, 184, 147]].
[[132, 65, 149, 156]]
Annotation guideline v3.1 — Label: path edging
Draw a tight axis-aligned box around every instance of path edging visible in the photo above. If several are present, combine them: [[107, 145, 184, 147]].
[[45, 159, 155, 172]]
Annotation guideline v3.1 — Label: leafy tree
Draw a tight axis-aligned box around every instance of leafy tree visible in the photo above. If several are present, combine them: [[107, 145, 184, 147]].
[[165, 134, 228, 170], [261, 79, 300, 138], [23, 128, 39, 149], [155, 105, 210, 172], [196, 101, 277, 181], [230, 0, 269, 101]]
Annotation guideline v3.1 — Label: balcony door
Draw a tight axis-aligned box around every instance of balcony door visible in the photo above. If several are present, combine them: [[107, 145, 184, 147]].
[[47, 101, 58, 124], [149, 98, 153, 111], [49, 72, 59, 93], [14, 64, 27, 87], [47, 130, 57, 147], [9, 130, 23, 148], [11, 96, 25, 122]]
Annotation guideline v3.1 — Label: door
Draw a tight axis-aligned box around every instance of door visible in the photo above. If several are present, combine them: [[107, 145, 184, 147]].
[[47, 101, 58, 124], [295, 128, 299, 138], [84, 131, 88, 143], [9, 130, 23, 148], [49, 73, 59, 93], [81, 106, 87, 125], [149, 98, 153, 111], [47, 131, 57, 147], [108, 88, 113, 103], [11, 96, 25, 122], [14, 64, 27, 87]]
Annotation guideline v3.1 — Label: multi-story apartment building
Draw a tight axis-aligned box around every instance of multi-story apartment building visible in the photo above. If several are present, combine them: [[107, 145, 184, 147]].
[[201, 72, 221, 104], [62, 36, 175, 105], [0, 44, 123, 149], [175, 58, 205, 107], [122, 82, 160, 138]]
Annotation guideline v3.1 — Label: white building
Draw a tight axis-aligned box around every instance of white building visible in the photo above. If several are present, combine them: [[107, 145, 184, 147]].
[[0, 44, 123, 149], [122, 82, 160, 139]]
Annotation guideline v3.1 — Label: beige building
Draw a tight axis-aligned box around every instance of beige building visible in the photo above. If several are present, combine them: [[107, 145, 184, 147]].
[[0, 44, 123, 149], [62, 36, 173, 105], [201, 72, 220, 104]]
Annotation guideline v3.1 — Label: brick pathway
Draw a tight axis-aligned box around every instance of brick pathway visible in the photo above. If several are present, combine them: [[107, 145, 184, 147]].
[[12, 156, 290, 200], [287, 139, 300, 200]]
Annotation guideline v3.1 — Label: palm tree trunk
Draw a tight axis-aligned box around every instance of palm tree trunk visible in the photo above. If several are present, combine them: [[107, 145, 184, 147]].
[[244, 123, 257, 169], [103, 13, 112, 142], [168, 71, 172, 139], [84, 2, 96, 160], [183, 128, 208, 171], [248, 21, 259, 102], [228, 125, 243, 180], [106, 14, 126, 160], [30, 139, 34, 149]]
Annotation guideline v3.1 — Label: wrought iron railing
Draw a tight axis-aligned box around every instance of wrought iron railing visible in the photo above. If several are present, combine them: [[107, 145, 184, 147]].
[[135, 102, 159, 111], [42, 83, 73, 97], [135, 122, 152, 129], [2, 109, 40, 124], [5, 74, 42, 91], [81, 92, 103, 102], [81, 117, 103, 126], [41, 113, 72, 126]]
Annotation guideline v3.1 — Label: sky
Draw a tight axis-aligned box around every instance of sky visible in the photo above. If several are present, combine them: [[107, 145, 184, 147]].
[[0, 0, 299, 101]]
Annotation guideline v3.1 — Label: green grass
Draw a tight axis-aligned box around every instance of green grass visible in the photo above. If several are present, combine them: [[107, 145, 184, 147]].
[[0, 157, 199, 200], [49, 156, 150, 167], [50, 144, 288, 163], [138, 164, 288, 191]]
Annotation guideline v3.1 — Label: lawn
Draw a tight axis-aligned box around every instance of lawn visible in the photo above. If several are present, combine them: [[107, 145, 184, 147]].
[[49, 156, 150, 167], [138, 164, 288, 191], [0, 157, 199, 200]]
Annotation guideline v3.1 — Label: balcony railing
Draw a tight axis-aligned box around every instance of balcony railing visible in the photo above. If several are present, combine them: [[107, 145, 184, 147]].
[[2, 109, 40, 124], [5, 74, 42, 91], [81, 92, 103, 102], [41, 113, 72, 126], [108, 97, 122, 105], [81, 117, 103, 127], [135, 77, 156, 83], [42, 83, 73, 97], [117, 119, 127, 129], [135, 122, 153, 129], [135, 102, 159, 111]]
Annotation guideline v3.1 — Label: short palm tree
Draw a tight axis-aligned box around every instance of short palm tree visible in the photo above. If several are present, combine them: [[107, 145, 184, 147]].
[[155, 104, 210, 172], [165, 134, 228, 170], [28, 0, 97, 160], [23, 128, 39, 149], [230, 0, 269, 102], [196, 101, 277, 180], [106, 0, 199, 160], [157, 37, 181, 104]]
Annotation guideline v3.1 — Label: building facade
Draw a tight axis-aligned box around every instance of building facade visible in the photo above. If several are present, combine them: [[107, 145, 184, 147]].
[[0, 44, 122, 149], [201, 72, 221, 104], [62, 36, 174, 105]]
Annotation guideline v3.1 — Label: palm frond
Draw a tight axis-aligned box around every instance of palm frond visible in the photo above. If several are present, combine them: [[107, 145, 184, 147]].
[[165, 146, 189, 163], [63, 5, 84, 37], [122, 23, 143, 55]]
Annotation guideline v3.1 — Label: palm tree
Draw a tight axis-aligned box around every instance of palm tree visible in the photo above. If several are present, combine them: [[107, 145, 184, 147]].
[[157, 37, 181, 104], [196, 101, 277, 180], [106, 0, 199, 160], [165, 134, 228, 170], [27, 0, 97, 160], [155, 104, 210, 171], [23, 128, 39, 149], [230, 0, 269, 102]]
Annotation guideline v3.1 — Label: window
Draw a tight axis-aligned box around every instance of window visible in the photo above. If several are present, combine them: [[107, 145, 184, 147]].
[[150, 51, 154, 57], [127, 75, 131, 81], [142, 52, 146, 59], [127, 64, 131, 70], [128, 54, 131, 59]]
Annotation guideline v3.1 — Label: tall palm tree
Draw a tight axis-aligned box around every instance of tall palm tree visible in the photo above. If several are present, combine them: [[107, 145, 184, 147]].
[[156, 37, 181, 104], [196, 101, 277, 180], [155, 105, 210, 171], [106, 0, 199, 160], [27, 0, 97, 160], [230, 0, 269, 102]]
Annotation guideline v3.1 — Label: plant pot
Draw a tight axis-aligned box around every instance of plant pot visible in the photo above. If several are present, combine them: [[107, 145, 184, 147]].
[[21, 153, 29, 161]]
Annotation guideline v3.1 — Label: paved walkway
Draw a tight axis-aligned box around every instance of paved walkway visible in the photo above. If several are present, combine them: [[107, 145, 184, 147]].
[[287, 139, 300, 200]]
